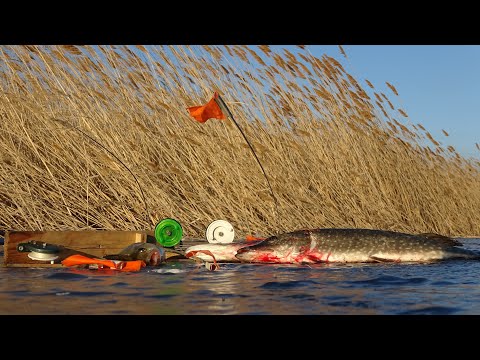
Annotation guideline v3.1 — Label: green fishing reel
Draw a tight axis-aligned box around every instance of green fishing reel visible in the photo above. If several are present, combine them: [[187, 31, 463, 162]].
[[154, 218, 183, 248]]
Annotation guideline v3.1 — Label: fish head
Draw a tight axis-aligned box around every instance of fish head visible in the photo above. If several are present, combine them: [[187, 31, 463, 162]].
[[132, 243, 166, 266], [235, 231, 312, 263], [235, 236, 279, 263]]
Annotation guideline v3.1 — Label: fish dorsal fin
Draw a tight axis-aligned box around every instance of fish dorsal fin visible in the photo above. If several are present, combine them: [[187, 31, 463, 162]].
[[417, 233, 463, 247]]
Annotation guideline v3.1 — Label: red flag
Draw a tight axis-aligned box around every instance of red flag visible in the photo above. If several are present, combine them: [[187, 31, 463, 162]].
[[187, 92, 226, 123]]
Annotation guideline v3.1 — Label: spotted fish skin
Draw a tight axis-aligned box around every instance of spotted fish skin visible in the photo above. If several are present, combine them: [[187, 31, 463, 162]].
[[235, 228, 480, 264]]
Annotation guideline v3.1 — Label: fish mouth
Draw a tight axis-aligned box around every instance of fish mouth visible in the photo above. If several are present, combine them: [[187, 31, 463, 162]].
[[235, 246, 281, 263], [236, 247, 248, 254], [235, 247, 254, 256], [235, 246, 261, 260]]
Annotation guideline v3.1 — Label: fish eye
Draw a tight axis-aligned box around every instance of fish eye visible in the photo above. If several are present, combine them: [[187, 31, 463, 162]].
[[139, 248, 147, 253]]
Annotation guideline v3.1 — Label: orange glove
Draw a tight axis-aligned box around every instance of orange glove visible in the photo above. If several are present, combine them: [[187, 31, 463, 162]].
[[61, 254, 145, 272]]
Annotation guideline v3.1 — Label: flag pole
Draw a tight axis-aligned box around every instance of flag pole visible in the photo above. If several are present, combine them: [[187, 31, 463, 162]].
[[214, 94, 279, 219]]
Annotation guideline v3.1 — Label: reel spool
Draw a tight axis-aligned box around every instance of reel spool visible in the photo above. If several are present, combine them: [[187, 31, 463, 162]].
[[17, 241, 60, 262], [154, 218, 183, 248], [206, 220, 235, 244]]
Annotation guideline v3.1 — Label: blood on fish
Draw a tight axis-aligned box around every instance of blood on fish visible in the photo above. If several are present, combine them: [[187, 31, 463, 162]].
[[255, 253, 281, 263], [294, 249, 325, 263]]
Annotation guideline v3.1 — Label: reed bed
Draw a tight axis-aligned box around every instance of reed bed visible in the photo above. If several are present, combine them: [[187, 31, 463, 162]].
[[0, 45, 479, 237]]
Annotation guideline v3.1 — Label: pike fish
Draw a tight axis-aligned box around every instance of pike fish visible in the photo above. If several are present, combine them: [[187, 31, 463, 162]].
[[104, 243, 166, 266], [235, 228, 480, 264]]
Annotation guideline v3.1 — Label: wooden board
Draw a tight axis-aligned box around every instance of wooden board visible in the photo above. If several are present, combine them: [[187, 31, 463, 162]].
[[4, 230, 146, 267]]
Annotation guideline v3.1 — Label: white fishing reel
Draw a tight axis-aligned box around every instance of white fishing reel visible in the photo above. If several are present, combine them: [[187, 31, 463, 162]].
[[17, 241, 60, 264], [205, 220, 235, 244]]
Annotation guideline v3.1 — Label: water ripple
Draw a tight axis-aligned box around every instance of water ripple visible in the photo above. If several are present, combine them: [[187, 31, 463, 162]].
[[328, 300, 372, 309], [46, 272, 89, 280], [399, 306, 459, 315], [431, 281, 454, 286], [260, 279, 318, 289], [348, 275, 428, 286], [283, 294, 316, 300]]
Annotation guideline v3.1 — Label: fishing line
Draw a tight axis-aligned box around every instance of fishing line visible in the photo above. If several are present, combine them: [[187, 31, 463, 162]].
[[52, 118, 149, 225], [214, 94, 279, 219]]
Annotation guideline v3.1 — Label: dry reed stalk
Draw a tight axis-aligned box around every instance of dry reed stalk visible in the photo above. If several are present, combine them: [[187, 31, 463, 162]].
[[0, 45, 479, 237], [386, 82, 399, 96]]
